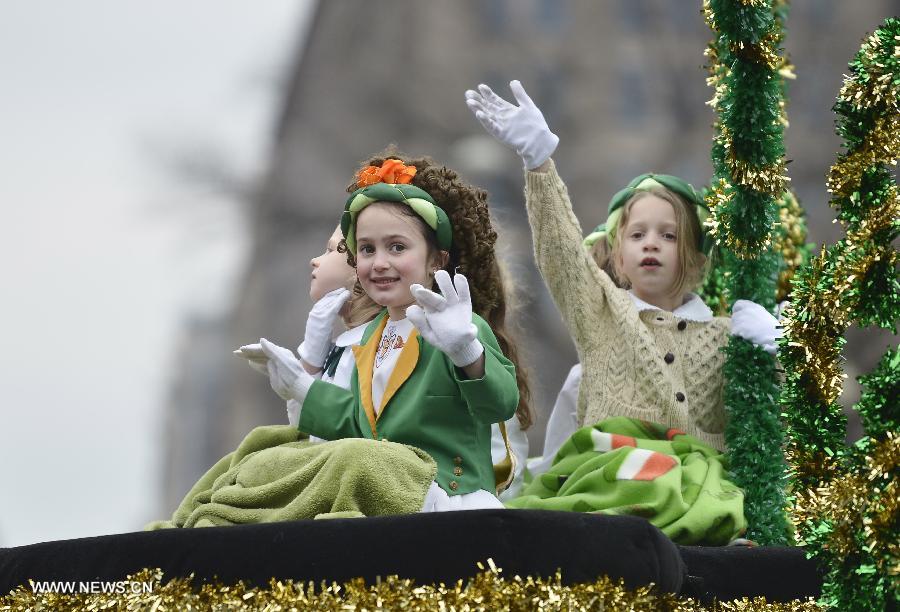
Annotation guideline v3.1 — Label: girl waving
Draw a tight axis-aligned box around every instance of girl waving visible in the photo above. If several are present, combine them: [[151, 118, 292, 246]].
[[465, 82, 780, 543], [262, 154, 532, 511]]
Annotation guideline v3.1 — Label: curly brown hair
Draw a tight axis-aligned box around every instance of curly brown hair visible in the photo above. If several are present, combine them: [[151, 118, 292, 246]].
[[338, 147, 533, 429]]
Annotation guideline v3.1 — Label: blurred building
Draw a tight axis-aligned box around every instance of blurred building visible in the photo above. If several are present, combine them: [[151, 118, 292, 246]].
[[161, 0, 899, 511], [160, 314, 234, 507]]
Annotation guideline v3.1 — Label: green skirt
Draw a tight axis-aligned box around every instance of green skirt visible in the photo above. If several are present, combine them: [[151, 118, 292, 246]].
[[147, 425, 436, 529], [507, 417, 746, 545]]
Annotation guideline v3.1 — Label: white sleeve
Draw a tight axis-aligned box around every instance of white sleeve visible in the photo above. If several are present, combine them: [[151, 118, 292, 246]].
[[527, 363, 581, 477], [284, 374, 316, 428], [286, 399, 301, 428]]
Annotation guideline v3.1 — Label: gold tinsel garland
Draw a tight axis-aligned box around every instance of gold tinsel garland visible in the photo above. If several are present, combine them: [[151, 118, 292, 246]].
[[788, 434, 899, 579], [779, 183, 899, 408], [837, 31, 900, 111], [724, 139, 790, 198], [786, 189, 899, 325], [826, 115, 900, 199], [0, 563, 825, 611], [703, 42, 729, 109], [781, 312, 843, 407], [773, 190, 808, 301], [862, 434, 900, 578], [782, 18, 900, 608], [706, 180, 810, 276], [820, 193, 899, 320], [729, 31, 783, 71]]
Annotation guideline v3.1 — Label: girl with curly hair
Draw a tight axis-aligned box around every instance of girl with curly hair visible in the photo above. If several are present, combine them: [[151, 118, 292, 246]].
[[259, 152, 532, 511]]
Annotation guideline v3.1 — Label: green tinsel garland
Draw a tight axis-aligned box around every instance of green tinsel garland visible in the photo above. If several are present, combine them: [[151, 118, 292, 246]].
[[698, 190, 813, 313], [704, 0, 791, 546], [697, 250, 729, 315], [780, 17, 900, 611]]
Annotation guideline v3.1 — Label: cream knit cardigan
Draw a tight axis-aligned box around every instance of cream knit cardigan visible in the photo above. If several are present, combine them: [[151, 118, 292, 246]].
[[525, 161, 730, 451]]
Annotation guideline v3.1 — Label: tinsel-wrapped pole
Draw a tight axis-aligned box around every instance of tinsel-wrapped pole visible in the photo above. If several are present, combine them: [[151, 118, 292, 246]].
[[704, 0, 792, 545], [780, 18, 900, 611]]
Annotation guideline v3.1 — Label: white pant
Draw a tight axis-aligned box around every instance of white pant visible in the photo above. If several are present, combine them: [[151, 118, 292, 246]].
[[419, 481, 505, 512]]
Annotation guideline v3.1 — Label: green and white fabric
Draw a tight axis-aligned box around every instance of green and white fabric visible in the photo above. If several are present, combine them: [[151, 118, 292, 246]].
[[508, 417, 746, 545]]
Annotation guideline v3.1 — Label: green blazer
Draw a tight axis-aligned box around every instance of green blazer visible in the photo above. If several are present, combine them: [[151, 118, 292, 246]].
[[299, 310, 519, 496]]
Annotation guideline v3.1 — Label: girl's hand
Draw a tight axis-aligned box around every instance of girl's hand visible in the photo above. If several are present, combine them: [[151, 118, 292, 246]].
[[406, 270, 484, 368], [233, 342, 269, 375], [260, 338, 315, 402], [298, 287, 351, 369], [464, 80, 559, 170], [730, 300, 782, 355]]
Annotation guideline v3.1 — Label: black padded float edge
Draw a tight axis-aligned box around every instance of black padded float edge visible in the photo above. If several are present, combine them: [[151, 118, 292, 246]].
[[0, 510, 684, 595], [679, 544, 822, 603]]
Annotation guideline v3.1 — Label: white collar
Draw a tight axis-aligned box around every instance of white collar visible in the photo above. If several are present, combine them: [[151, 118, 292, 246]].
[[627, 291, 713, 322], [384, 317, 414, 333], [333, 321, 369, 347]]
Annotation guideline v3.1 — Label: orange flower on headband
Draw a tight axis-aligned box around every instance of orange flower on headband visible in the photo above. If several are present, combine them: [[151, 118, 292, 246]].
[[356, 159, 417, 188]]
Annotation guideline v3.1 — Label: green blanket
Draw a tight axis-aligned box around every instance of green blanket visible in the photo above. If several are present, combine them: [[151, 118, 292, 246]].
[[508, 418, 745, 545], [147, 425, 437, 529]]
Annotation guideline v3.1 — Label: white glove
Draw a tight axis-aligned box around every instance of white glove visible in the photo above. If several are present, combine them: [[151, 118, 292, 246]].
[[259, 338, 315, 402], [233, 343, 268, 376], [298, 287, 351, 368], [464, 80, 559, 170], [234, 342, 308, 427], [731, 299, 781, 355], [406, 270, 484, 368]]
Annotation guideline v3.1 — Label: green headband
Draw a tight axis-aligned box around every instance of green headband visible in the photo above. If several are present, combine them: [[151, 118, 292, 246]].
[[582, 173, 712, 253], [341, 182, 453, 254]]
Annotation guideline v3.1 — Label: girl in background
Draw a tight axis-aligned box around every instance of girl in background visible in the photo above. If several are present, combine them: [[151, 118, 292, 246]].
[[236, 225, 380, 438]]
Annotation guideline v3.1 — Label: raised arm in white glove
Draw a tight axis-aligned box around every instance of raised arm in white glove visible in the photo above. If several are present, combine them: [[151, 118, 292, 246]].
[[406, 270, 484, 369], [730, 299, 782, 355], [464, 80, 559, 170], [298, 287, 351, 370]]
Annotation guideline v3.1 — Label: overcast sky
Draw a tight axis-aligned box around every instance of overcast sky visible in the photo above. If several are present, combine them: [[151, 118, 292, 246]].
[[0, 1, 312, 547]]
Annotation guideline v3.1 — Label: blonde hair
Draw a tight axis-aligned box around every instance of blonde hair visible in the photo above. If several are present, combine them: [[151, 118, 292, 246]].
[[343, 284, 382, 328], [590, 187, 708, 299]]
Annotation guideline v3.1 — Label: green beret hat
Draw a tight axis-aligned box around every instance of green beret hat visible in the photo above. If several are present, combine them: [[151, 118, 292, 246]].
[[341, 182, 452, 254], [583, 173, 712, 253]]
